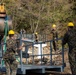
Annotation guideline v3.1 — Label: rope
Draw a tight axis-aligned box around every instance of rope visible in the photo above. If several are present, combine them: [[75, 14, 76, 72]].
[[4, 16, 9, 52], [2, 16, 9, 66]]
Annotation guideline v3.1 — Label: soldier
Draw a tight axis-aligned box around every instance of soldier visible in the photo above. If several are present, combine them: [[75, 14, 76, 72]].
[[51, 24, 58, 51], [3, 30, 22, 75], [62, 22, 76, 75], [34, 32, 38, 43]]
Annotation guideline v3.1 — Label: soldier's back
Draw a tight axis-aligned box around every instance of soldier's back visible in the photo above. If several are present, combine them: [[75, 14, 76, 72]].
[[68, 29, 76, 47]]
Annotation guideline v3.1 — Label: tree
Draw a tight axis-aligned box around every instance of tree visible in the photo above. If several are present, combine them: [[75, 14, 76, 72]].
[[2, 0, 75, 35]]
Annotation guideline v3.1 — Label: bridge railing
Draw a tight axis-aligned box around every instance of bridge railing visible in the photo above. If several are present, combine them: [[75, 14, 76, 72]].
[[0, 34, 65, 72], [19, 38, 65, 69]]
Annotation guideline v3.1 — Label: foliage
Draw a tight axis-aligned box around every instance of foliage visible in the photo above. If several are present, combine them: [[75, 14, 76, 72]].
[[1, 0, 76, 34]]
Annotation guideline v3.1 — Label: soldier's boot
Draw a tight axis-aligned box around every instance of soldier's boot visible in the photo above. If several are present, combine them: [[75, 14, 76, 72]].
[[11, 70, 17, 75]]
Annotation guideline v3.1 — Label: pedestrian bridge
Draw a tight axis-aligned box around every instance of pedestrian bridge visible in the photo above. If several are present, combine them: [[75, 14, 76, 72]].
[[0, 33, 65, 74]]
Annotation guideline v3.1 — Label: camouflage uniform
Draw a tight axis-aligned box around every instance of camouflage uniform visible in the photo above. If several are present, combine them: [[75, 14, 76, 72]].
[[35, 34, 38, 43], [51, 29, 58, 51], [62, 29, 76, 75], [3, 38, 19, 75]]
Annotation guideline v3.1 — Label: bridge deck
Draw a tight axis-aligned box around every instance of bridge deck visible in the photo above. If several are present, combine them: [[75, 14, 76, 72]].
[[0, 65, 63, 74]]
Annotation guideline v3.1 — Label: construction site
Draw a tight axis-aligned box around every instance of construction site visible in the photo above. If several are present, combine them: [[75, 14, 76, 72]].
[[0, 0, 76, 75]]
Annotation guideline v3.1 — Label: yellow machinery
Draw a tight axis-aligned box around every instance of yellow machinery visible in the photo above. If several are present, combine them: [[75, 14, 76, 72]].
[[0, 3, 6, 18], [0, 3, 12, 35]]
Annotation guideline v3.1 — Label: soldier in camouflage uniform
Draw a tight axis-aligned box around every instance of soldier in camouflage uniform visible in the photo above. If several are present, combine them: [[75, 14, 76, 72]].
[[3, 30, 22, 75], [62, 22, 76, 75], [51, 24, 58, 51], [34, 32, 38, 43]]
